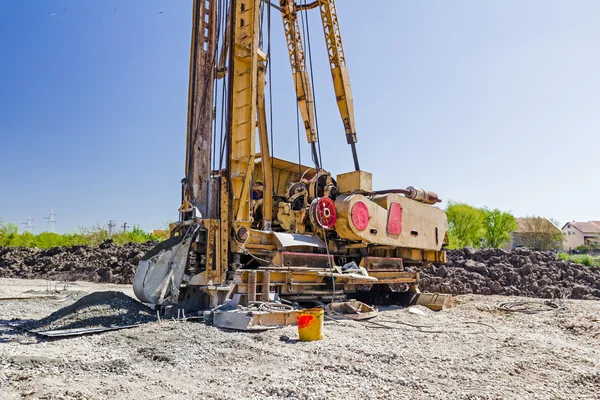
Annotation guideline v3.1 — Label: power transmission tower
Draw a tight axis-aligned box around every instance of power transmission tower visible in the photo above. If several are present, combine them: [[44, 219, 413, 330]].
[[22, 215, 34, 233], [123, 222, 129, 232], [44, 209, 57, 233], [108, 220, 116, 235]]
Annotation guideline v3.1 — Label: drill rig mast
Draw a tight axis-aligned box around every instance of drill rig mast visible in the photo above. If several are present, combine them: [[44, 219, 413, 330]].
[[134, 0, 449, 312]]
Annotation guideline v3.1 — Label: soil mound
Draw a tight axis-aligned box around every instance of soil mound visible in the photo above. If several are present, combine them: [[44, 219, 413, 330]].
[[24, 291, 155, 332], [0, 240, 156, 284], [414, 248, 600, 300]]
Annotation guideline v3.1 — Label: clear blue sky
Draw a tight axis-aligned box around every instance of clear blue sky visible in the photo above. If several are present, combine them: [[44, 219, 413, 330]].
[[1, 1, 599, 233]]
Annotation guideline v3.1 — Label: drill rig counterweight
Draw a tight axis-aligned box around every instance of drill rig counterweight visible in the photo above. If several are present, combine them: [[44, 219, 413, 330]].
[[133, 0, 450, 312]]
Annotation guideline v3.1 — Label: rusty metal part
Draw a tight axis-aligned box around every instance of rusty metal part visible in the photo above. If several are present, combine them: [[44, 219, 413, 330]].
[[212, 302, 298, 331], [371, 189, 410, 196], [409, 293, 455, 311], [324, 301, 378, 321], [405, 186, 441, 204], [275, 251, 333, 268], [371, 187, 441, 204], [247, 270, 257, 302], [133, 226, 200, 305], [362, 256, 404, 272], [185, 0, 218, 216], [261, 270, 270, 301]]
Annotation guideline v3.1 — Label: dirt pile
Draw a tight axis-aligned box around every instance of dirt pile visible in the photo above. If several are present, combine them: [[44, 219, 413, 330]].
[[23, 291, 155, 332], [415, 248, 600, 300], [0, 240, 156, 284]]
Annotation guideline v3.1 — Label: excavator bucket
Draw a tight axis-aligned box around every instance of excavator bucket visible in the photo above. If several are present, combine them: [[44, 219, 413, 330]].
[[409, 293, 455, 311], [133, 229, 197, 306]]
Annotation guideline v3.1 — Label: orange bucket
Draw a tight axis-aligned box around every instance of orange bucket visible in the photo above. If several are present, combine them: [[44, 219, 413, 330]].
[[297, 308, 324, 341]]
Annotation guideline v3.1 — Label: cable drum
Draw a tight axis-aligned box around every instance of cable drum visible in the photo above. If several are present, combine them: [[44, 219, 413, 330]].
[[309, 197, 337, 230]]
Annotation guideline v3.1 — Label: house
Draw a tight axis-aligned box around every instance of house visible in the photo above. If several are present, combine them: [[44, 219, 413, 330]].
[[505, 217, 563, 251], [562, 221, 600, 251]]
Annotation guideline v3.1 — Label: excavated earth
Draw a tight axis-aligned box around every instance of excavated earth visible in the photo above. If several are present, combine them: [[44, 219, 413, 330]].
[[1, 242, 599, 300], [420, 248, 600, 300], [0, 240, 155, 284]]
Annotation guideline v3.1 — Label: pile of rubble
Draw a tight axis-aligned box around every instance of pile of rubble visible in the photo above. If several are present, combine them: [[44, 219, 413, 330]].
[[0, 240, 155, 284], [23, 291, 156, 333], [416, 248, 600, 300]]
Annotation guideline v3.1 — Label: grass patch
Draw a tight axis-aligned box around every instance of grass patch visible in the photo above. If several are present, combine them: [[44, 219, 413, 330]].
[[558, 253, 600, 268]]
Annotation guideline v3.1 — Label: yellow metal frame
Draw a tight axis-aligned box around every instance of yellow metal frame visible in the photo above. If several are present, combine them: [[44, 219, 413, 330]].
[[229, 0, 261, 234]]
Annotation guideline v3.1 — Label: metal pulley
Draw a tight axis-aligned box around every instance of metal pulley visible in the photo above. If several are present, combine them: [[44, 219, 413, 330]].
[[309, 197, 337, 230]]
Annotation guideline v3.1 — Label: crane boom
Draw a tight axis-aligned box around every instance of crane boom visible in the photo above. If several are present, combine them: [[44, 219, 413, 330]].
[[184, 0, 218, 215], [289, 0, 359, 170], [316, 0, 359, 170], [280, 0, 317, 146]]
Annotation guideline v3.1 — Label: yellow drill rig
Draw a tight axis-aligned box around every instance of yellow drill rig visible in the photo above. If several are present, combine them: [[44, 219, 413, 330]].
[[133, 0, 450, 314]]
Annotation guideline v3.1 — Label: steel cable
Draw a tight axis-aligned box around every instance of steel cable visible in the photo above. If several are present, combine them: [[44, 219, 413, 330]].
[[496, 299, 567, 314]]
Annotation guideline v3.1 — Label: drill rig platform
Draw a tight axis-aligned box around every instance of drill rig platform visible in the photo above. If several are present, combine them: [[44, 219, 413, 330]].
[[133, 0, 452, 316]]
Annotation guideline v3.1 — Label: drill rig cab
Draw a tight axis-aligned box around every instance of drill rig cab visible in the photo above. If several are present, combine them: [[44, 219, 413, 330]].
[[133, 0, 449, 313]]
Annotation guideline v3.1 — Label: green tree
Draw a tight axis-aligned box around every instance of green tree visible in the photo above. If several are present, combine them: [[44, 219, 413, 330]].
[[445, 202, 485, 248], [482, 208, 518, 248], [1, 222, 20, 246]]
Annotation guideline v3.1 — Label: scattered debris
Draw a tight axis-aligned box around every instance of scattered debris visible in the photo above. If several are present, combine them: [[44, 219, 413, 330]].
[[407, 306, 428, 317], [209, 300, 298, 331]]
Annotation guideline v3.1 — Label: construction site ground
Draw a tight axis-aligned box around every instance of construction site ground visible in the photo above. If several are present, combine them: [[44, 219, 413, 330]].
[[1, 278, 599, 400]]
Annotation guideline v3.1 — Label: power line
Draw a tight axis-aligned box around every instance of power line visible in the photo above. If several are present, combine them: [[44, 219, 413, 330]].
[[108, 220, 116, 235], [44, 209, 57, 233], [22, 215, 34, 233]]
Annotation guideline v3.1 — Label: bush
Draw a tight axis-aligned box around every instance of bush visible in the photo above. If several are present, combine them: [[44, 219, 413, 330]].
[[0, 221, 162, 248], [579, 254, 595, 267], [557, 253, 600, 268], [574, 245, 591, 254]]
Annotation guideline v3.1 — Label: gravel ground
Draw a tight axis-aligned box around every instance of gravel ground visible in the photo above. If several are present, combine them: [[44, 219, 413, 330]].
[[22, 291, 156, 332], [1, 278, 599, 400]]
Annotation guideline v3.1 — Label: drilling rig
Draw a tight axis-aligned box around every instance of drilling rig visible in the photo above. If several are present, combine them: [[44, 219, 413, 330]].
[[133, 0, 450, 314]]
